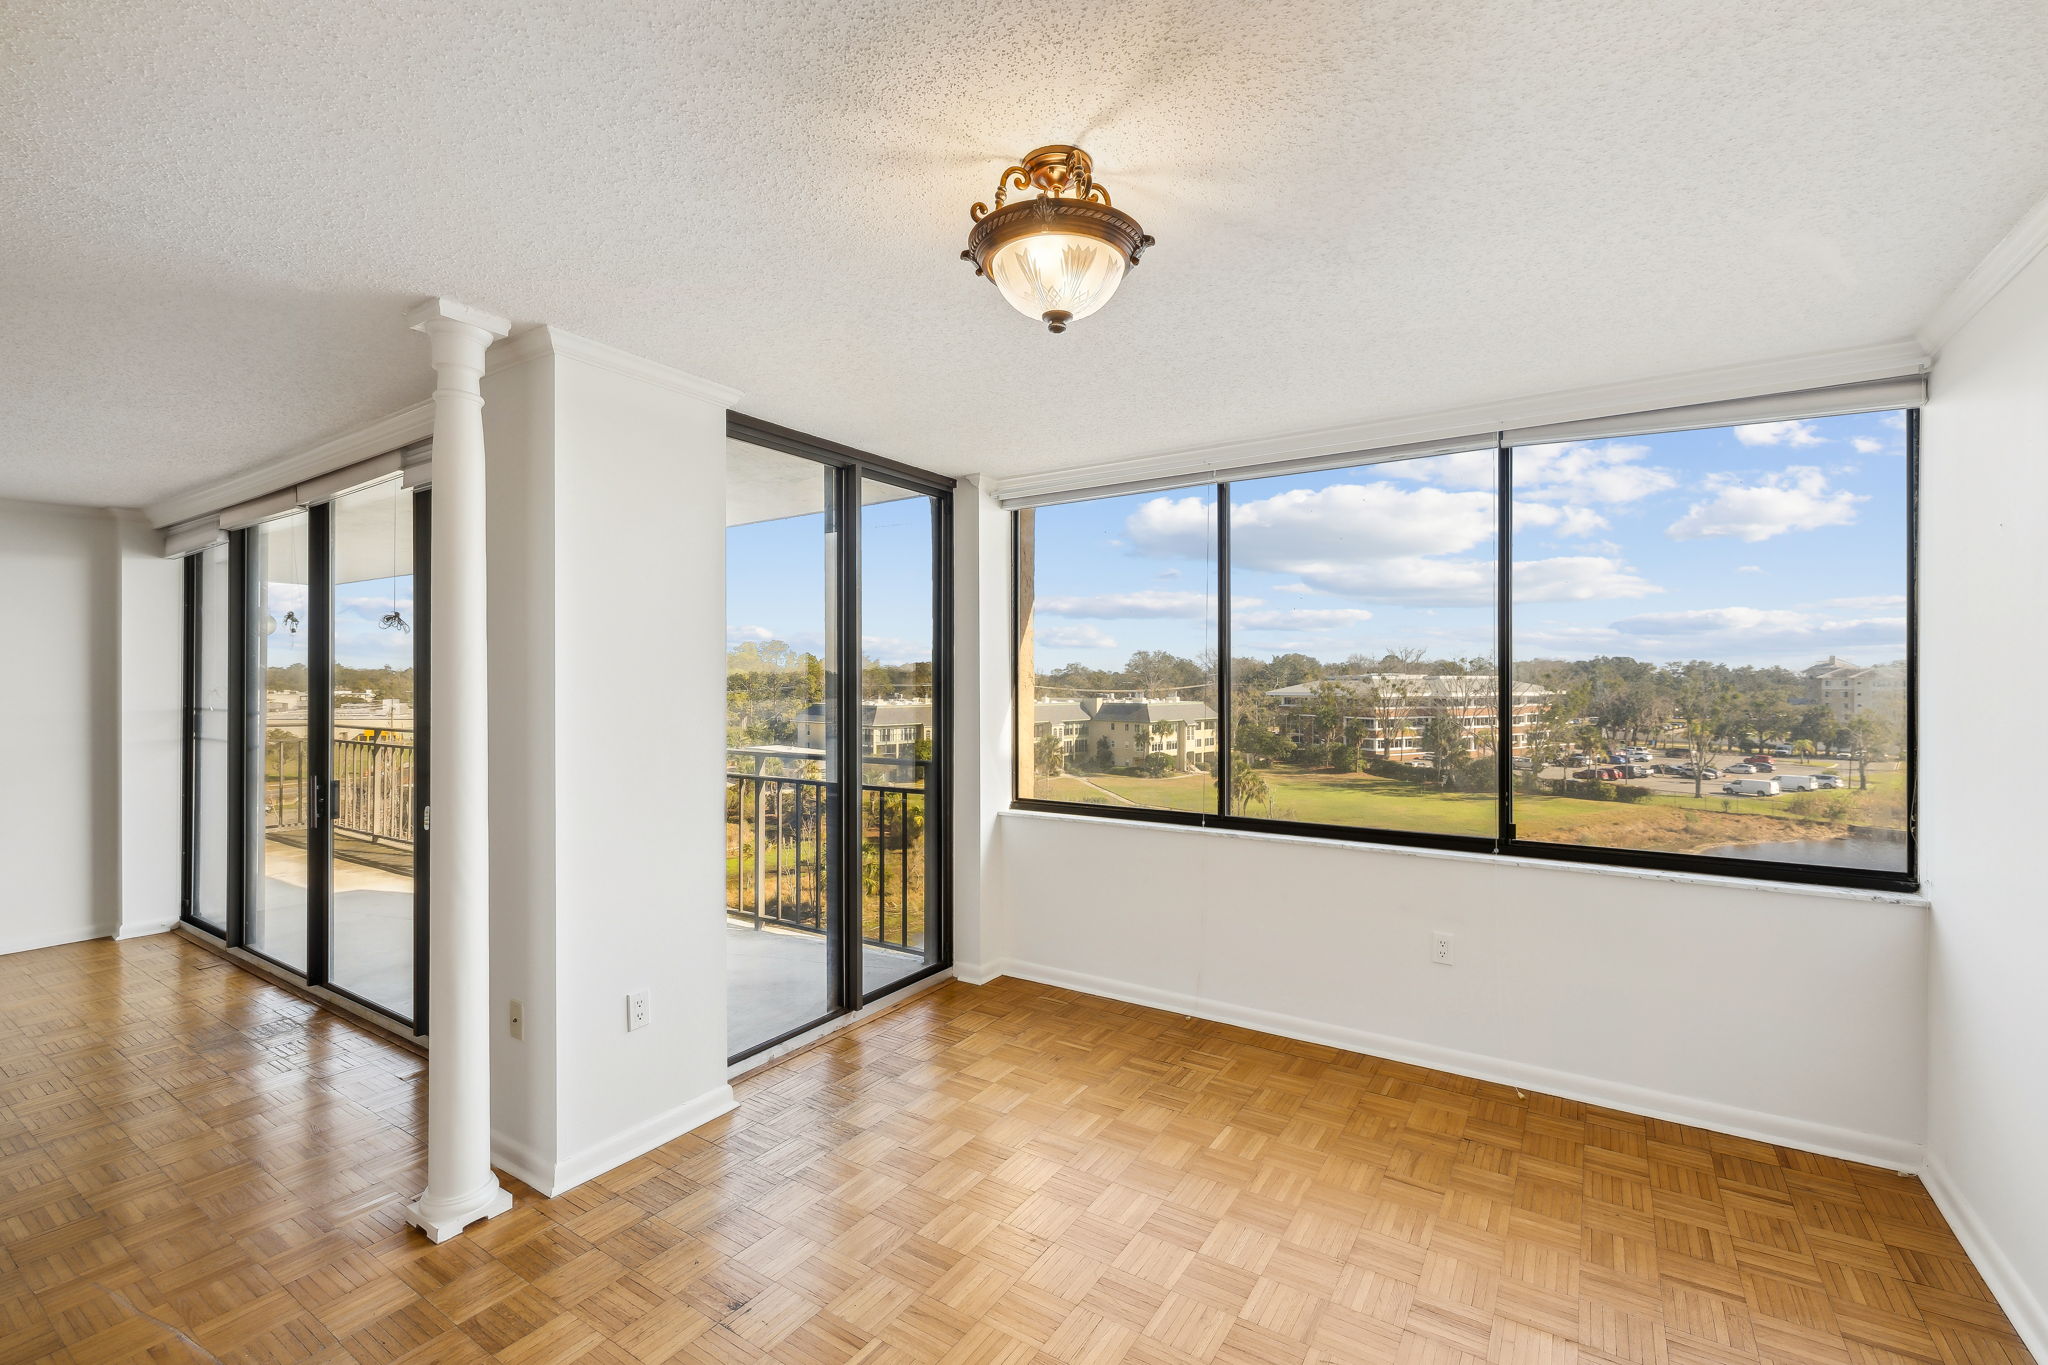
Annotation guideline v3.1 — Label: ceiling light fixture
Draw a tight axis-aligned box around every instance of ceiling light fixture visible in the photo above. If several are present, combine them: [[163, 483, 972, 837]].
[[960, 145, 1154, 333]]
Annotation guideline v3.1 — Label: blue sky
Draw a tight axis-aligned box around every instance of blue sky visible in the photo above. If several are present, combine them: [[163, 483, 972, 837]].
[[727, 485, 937, 668], [1024, 410, 1908, 672]]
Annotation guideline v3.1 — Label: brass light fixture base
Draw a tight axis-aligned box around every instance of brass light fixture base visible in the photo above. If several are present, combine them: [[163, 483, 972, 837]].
[[959, 144, 1155, 333]]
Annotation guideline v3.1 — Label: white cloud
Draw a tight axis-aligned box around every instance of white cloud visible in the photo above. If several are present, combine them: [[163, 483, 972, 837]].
[[1525, 605, 1906, 663], [1881, 413, 1906, 430], [1513, 556, 1662, 601], [1037, 624, 1117, 649], [1825, 594, 1906, 609], [728, 624, 775, 643], [1735, 420, 1826, 447], [1512, 442, 1677, 503], [1126, 484, 1499, 606], [862, 635, 931, 664], [1392, 441, 1678, 508], [1234, 607, 1376, 632], [1666, 466, 1865, 542], [1609, 606, 1905, 654], [1119, 484, 1663, 607], [1851, 437, 1884, 454], [1736, 565, 1763, 573], [1037, 588, 1211, 619], [1514, 502, 1609, 537]]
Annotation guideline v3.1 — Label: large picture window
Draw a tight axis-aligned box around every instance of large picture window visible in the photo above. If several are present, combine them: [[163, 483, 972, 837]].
[[1015, 403, 1916, 890]]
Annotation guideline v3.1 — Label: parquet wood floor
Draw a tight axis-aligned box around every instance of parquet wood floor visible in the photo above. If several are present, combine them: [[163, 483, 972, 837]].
[[0, 934, 2032, 1365]]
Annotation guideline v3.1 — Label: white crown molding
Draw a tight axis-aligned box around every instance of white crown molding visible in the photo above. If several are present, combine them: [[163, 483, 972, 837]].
[[488, 325, 743, 408], [144, 400, 434, 528], [1917, 190, 2048, 357], [986, 338, 1929, 504]]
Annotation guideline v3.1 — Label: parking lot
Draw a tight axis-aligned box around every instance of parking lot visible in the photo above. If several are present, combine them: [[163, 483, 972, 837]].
[[1531, 750, 1877, 798]]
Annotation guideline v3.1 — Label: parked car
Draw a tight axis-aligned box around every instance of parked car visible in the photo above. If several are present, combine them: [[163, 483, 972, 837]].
[[1725, 763, 1758, 775], [1663, 747, 1690, 758], [1620, 763, 1654, 779], [1815, 774, 1843, 789], [1510, 755, 1532, 769], [1768, 743, 1795, 756], [1565, 753, 1592, 766], [1779, 774, 1841, 792], [1404, 759, 1432, 768], [1572, 766, 1624, 781], [1722, 778, 1781, 797]]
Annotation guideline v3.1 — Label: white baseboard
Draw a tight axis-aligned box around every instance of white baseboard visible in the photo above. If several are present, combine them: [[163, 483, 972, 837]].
[[988, 959, 1925, 1172], [0, 922, 120, 958], [489, 1130, 557, 1198], [951, 959, 1008, 986], [1922, 1155, 2047, 1359], [493, 1084, 738, 1198], [115, 918, 178, 941]]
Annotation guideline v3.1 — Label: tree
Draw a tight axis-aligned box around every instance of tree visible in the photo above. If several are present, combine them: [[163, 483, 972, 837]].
[[1032, 734, 1065, 777], [1844, 711, 1897, 790], [1420, 712, 1468, 788], [1229, 760, 1269, 816]]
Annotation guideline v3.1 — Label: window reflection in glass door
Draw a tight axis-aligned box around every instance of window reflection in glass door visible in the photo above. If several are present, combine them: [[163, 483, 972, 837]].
[[724, 440, 839, 1057], [858, 478, 942, 995], [327, 478, 419, 1017], [189, 542, 232, 930], [247, 512, 312, 970]]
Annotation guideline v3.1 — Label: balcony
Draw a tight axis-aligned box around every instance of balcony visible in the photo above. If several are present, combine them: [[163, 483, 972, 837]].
[[724, 750, 929, 1052]]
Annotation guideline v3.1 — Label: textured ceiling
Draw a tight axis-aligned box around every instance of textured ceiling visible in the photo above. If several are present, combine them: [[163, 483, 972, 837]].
[[5, 0, 2047, 507]]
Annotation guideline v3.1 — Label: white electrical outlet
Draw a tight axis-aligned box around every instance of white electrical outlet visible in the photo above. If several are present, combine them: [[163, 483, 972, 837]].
[[1431, 932, 1455, 966], [509, 999, 524, 1040], [627, 991, 650, 1031]]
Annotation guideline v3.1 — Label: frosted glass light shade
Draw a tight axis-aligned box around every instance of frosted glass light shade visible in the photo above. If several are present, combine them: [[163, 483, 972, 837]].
[[987, 230, 1127, 328]]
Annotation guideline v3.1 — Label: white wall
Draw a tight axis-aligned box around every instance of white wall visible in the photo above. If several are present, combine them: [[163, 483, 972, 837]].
[[114, 510, 187, 939], [998, 813, 1928, 1164], [951, 477, 1012, 979], [483, 329, 736, 1195], [1918, 245, 2048, 1351], [0, 499, 121, 953]]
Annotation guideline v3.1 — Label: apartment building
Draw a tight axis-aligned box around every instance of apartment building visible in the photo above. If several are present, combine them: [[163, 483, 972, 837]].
[[1261, 673, 1552, 756]]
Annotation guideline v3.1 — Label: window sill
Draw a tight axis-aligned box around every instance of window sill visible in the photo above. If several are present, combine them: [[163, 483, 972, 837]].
[[999, 806, 1928, 908]]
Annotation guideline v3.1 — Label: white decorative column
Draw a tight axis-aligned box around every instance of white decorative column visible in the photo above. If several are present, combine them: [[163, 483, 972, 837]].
[[404, 297, 512, 1242]]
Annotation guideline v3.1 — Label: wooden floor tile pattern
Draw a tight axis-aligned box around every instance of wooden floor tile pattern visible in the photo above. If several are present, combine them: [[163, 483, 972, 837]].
[[0, 934, 2032, 1365]]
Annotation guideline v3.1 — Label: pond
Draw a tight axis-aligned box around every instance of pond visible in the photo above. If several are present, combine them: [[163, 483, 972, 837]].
[[1704, 836, 1908, 873]]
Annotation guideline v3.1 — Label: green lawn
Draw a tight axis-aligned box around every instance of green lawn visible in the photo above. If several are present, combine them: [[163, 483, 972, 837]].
[[1028, 762, 1908, 853]]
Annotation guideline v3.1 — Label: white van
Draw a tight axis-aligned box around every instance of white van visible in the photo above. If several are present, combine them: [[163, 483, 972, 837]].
[[1722, 777, 1781, 797], [1778, 774, 1833, 792]]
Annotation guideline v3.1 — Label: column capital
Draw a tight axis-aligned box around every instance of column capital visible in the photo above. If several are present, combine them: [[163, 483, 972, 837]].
[[406, 297, 511, 340]]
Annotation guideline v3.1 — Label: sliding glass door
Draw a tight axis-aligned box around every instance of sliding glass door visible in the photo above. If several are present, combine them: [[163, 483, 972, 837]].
[[246, 510, 313, 971], [723, 420, 951, 1062], [724, 442, 840, 1056], [328, 479, 420, 1017], [858, 478, 943, 996], [182, 472, 428, 1031]]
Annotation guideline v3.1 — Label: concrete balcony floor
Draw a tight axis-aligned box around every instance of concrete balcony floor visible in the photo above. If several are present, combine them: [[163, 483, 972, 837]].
[[727, 918, 927, 1057]]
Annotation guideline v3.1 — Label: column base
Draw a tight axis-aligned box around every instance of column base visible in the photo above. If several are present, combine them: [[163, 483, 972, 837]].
[[405, 1179, 513, 1243]]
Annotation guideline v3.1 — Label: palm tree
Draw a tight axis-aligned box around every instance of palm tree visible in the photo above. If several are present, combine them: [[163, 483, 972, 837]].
[[1230, 760, 1269, 816]]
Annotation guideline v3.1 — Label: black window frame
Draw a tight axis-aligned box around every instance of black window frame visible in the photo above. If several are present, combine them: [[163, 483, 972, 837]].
[[724, 413, 958, 1065], [1012, 414, 1918, 894]]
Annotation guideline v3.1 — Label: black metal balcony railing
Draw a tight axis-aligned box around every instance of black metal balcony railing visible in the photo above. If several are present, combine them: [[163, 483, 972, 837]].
[[264, 734, 416, 847], [724, 756, 924, 953]]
